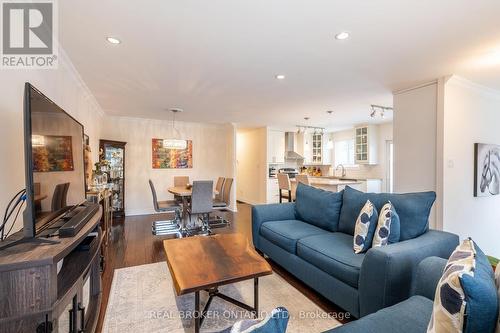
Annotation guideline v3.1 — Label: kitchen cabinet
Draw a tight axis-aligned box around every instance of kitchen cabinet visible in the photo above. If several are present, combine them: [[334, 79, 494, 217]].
[[355, 125, 379, 165], [266, 178, 280, 203], [267, 130, 285, 164], [322, 133, 333, 165], [303, 132, 325, 165]]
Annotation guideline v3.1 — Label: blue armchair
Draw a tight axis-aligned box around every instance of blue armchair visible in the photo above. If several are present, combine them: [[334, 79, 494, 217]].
[[325, 257, 447, 333]]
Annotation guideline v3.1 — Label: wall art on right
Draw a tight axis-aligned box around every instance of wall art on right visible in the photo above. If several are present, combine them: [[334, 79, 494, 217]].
[[474, 143, 500, 197]]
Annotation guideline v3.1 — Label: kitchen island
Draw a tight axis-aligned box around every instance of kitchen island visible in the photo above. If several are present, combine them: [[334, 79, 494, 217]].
[[291, 177, 362, 193]]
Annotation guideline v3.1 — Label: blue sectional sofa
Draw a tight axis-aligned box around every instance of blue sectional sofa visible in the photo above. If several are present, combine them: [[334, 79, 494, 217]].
[[324, 256, 447, 333], [251, 185, 459, 318]]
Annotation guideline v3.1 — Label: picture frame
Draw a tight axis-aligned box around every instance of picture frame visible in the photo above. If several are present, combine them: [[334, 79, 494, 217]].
[[474, 143, 500, 197]]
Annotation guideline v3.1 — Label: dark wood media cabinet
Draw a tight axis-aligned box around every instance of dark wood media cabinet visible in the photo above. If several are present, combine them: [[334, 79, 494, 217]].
[[0, 207, 103, 333]]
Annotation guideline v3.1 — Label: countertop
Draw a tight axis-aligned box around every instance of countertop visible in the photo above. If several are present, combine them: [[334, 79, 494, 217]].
[[290, 178, 362, 186]]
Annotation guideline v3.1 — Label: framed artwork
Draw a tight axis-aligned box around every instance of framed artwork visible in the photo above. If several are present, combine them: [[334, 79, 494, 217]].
[[152, 138, 193, 169], [33, 135, 74, 172], [474, 143, 500, 197]]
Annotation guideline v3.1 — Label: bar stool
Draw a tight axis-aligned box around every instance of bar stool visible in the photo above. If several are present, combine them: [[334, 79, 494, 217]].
[[277, 173, 292, 203], [295, 174, 309, 185], [292, 174, 309, 200]]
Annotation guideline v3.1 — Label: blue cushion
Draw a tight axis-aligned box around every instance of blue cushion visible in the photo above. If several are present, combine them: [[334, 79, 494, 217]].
[[462, 241, 498, 333], [295, 183, 343, 232], [260, 220, 328, 254], [338, 186, 436, 241], [324, 296, 433, 333], [297, 233, 365, 288]]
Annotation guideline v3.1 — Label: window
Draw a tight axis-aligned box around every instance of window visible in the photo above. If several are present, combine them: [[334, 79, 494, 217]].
[[334, 139, 356, 167]]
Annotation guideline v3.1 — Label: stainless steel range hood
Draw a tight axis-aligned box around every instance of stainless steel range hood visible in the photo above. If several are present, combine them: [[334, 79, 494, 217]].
[[285, 132, 304, 160]]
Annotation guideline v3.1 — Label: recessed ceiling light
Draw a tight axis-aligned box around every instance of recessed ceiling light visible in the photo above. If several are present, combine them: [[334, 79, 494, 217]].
[[275, 74, 286, 80], [335, 32, 350, 40], [106, 37, 121, 44]]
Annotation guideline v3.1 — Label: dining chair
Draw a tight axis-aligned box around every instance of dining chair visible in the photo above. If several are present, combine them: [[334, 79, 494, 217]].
[[277, 173, 292, 203], [213, 178, 233, 210], [211, 178, 233, 228], [214, 177, 225, 201], [173, 176, 190, 204], [174, 176, 190, 187], [149, 180, 182, 236], [188, 180, 214, 235], [51, 183, 70, 212]]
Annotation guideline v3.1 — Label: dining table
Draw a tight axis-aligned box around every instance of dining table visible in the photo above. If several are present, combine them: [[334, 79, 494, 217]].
[[167, 186, 219, 232]]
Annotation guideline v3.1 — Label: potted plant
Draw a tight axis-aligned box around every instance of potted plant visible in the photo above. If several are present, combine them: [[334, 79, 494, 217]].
[[488, 256, 499, 271]]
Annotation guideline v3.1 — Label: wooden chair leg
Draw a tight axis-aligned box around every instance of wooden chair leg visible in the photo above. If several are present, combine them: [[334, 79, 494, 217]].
[[288, 190, 292, 202], [279, 190, 282, 203]]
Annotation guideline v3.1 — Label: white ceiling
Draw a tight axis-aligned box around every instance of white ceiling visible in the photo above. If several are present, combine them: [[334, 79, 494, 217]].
[[60, 0, 500, 130]]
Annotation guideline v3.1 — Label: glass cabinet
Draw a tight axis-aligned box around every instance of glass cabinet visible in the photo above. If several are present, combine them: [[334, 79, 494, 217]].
[[99, 140, 127, 217]]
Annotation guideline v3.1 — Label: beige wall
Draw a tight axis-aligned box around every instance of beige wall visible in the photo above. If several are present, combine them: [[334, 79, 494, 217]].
[[101, 116, 236, 215], [392, 76, 500, 256], [442, 76, 500, 257], [393, 82, 439, 227], [236, 128, 267, 204], [0, 51, 103, 234]]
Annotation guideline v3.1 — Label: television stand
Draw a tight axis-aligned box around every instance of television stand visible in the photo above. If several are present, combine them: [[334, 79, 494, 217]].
[[0, 206, 102, 333], [0, 234, 59, 251]]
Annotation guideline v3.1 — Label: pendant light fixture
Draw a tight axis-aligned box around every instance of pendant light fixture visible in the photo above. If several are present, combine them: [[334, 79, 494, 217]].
[[163, 108, 187, 150]]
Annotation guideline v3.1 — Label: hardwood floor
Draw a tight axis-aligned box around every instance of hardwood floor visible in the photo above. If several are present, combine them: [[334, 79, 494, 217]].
[[95, 202, 351, 332]]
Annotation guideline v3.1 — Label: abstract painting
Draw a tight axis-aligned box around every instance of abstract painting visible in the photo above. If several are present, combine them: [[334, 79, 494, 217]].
[[474, 143, 500, 197], [33, 135, 74, 172], [152, 139, 193, 169]]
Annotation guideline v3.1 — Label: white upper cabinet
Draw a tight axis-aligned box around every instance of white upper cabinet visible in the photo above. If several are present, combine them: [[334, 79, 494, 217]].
[[355, 125, 379, 165], [267, 130, 285, 164]]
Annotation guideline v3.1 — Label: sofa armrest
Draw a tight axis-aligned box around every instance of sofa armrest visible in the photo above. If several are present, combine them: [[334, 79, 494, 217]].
[[358, 230, 458, 317], [251, 203, 296, 250], [412, 256, 447, 301]]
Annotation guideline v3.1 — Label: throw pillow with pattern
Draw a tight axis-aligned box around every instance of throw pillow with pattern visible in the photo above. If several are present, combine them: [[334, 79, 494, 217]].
[[372, 201, 400, 247], [427, 239, 475, 333], [353, 200, 378, 254], [428, 238, 498, 333]]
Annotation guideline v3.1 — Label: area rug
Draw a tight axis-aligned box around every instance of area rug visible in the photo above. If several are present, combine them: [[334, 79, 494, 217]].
[[102, 262, 343, 333]]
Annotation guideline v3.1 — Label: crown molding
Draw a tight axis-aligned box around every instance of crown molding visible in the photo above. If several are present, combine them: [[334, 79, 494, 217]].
[[58, 48, 105, 117], [447, 75, 500, 100]]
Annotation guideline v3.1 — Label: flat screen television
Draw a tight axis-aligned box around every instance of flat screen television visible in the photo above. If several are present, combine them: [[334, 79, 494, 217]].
[[23, 83, 86, 237]]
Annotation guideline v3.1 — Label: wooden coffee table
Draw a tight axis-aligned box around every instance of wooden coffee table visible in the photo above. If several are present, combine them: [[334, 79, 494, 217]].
[[163, 233, 272, 333]]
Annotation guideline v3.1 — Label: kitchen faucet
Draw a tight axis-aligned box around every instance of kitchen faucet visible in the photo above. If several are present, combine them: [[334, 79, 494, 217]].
[[336, 164, 346, 178]]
